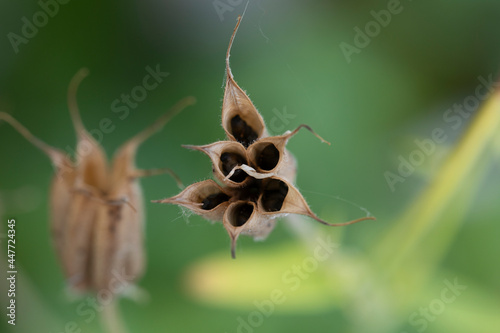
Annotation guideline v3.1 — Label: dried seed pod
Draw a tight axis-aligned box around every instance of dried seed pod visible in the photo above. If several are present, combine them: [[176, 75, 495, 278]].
[[154, 16, 375, 259], [0, 68, 195, 293], [152, 180, 232, 221], [183, 141, 251, 187], [221, 16, 268, 147]]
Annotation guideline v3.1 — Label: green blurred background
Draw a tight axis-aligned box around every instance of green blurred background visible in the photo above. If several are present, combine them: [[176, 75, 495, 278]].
[[1, 0, 499, 332]]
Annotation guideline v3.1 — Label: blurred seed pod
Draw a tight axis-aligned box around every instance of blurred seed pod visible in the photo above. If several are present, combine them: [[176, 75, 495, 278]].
[[0, 69, 195, 293]]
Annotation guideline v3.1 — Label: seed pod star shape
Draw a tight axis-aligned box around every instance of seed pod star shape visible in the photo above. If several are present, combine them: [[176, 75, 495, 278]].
[[153, 16, 375, 258], [0, 69, 195, 293]]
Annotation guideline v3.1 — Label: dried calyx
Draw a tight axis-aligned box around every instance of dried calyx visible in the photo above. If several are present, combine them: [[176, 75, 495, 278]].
[[154, 16, 375, 258]]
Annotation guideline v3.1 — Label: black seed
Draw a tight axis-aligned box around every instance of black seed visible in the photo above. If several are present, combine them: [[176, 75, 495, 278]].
[[261, 179, 289, 212], [220, 152, 245, 174], [239, 179, 262, 203], [230, 115, 258, 147], [220, 152, 247, 183], [230, 203, 254, 227], [258, 144, 280, 170], [202, 193, 230, 210], [230, 169, 248, 182]]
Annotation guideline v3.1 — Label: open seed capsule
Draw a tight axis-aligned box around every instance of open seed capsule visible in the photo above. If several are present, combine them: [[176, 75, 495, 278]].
[[152, 179, 232, 221]]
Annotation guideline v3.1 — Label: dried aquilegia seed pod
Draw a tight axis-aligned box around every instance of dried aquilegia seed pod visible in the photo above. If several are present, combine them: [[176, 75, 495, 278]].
[[154, 16, 375, 258], [0, 68, 195, 293]]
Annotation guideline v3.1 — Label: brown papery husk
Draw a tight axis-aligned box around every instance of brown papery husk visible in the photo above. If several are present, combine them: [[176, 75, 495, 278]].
[[183, 141, 252, 187], [221, 16, 268, 147], [153, 179, 232, 222], [258, 177, 375, 227], [277, 150, 297, 183]]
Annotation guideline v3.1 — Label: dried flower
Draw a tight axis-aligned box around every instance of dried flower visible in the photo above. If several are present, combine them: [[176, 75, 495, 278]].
[[0, 69, 195, 293], [154, 16, 375, 258]]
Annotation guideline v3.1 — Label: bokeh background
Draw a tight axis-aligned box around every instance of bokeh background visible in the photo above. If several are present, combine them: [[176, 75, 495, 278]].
[[1, 0, 499, 332]]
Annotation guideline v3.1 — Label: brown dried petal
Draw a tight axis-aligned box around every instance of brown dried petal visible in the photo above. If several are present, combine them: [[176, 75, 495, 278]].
[[221, 16, 267, 147]]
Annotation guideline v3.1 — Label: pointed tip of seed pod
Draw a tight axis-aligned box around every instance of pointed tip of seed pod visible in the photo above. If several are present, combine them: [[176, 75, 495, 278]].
[[78, 67, 90, 77], [182, 144, 203, 151], [151, 197, 197, 208], [225, 15, 243, 75], [150, 197, 180, 205], [231, 247, 236, 259], [0, 111, 63, 161], [319, 215, 377, 227], [127, 96, 197, 147], [134, 168, 184, 189], [151, 198, 169, 204], [289, 124, 331, 146], [68, 68, 90, 136], [184, 96, 197, 106], [229, 232, 239, 259], [230, 238, 237, 259]]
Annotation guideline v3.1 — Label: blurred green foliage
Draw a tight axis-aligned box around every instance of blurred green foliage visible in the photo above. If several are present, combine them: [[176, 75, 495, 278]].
[[0, 1, 499, 332]]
